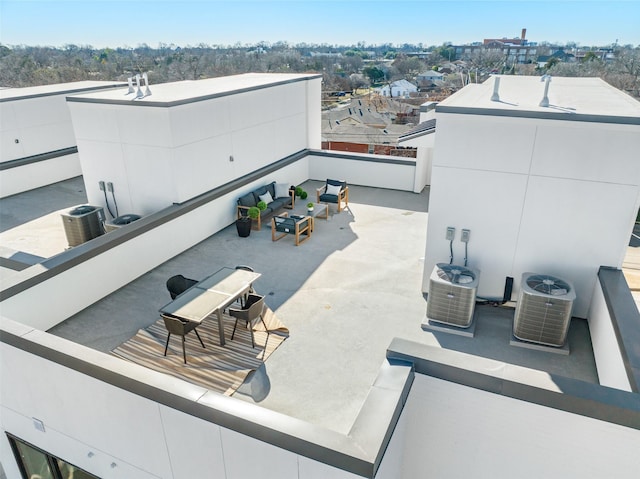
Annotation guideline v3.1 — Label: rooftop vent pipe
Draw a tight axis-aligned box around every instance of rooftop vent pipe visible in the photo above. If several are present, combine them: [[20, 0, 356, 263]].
[[539, 74, 551, 107], [143, 73, 151, 96], [135, 74, 144, 99], [490, 76, 500, 101]]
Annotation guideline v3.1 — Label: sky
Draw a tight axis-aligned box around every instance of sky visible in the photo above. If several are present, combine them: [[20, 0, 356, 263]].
[[1, 0, 639, 49]]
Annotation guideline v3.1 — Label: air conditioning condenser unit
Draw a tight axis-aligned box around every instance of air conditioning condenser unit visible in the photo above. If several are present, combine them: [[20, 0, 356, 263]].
[[513, 273, 575, 347], [426, 263, 480, 328]]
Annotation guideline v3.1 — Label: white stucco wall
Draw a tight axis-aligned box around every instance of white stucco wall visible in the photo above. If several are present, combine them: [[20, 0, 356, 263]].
[[587, 280, 633, 391], [396, 374, 640, 479], [0, 152, 82, 198], [1, 101, 80, 195], [0, 82, 123, 198], [308, 152, 416, 192], [424, 113, 640, 317], [67, 76, 321, 218], [0, 95, 77, 163], [0, 333, 361, 479], [398, 134, 434, 190], [3, 333, 638, 479]]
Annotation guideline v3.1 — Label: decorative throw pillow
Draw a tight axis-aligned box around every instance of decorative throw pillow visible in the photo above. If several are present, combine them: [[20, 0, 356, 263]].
[[259, 191, 274, 204], [325, 183, 342, 196], [275, 182, 290, 198]]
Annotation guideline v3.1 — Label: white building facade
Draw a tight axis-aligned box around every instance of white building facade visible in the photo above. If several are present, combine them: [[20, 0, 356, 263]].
[[1, 74, 639, 479]]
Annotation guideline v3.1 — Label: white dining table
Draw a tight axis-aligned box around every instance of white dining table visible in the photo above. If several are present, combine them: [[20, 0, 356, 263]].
[[159, 267, 261, 346]]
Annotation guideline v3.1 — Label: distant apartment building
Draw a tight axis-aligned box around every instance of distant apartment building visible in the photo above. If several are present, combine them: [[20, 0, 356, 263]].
[[453, 27, 538, 65]]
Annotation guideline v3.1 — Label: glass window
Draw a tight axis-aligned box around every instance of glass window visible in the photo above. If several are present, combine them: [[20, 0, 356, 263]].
[[57, 459, 99, 479], [8, 435, 100, 479], [13, 441, 54, 479]]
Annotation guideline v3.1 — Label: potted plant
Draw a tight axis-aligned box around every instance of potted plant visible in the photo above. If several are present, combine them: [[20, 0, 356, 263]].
[[236, 213, 252, 237], [300, 190, 308, 200], [306, 202, 314, 213], [257, 201, 267, 212], [248, 206, 260, 222]]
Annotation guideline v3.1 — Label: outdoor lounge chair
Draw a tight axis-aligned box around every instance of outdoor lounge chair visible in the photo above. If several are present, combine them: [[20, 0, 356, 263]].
[[166, 274, 198, 299], [316, 179, 348, 212], [162, 313, 205, 364], [228, 293, 269, 350], [271, 213, 312, 246]]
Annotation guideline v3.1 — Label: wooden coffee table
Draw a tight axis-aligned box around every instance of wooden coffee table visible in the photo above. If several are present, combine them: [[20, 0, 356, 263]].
[[294, 202, 328, 231]]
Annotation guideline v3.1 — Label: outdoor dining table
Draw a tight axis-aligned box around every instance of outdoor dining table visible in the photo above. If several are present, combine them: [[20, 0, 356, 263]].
[[159, 267, 261, 346]]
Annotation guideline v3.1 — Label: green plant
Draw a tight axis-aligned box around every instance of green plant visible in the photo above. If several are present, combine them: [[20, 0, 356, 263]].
[[300, 190, 308, 200], [294, 186, 303, 197], [257, 200, 267, 211], [247, 206, 260, 219], [307, 202, 314, 209]]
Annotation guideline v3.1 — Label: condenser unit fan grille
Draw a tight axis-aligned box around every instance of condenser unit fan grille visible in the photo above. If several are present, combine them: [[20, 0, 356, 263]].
[[435, 264, 477, 285], [525, 274, 570, 296]]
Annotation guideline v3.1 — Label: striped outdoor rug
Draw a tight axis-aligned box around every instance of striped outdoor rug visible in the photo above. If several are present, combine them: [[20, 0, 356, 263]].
[[111, 306, 288, 396]]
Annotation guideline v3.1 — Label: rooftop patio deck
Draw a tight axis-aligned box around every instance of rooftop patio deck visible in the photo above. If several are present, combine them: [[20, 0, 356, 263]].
[[1, 177, 599, 434]]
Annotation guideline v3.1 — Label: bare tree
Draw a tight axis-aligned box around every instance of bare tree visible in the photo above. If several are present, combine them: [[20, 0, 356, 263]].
[[608, 47, 640, 97]]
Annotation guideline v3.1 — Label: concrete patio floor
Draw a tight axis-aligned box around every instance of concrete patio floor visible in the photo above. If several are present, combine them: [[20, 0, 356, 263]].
[[2, 177, 600, 435]]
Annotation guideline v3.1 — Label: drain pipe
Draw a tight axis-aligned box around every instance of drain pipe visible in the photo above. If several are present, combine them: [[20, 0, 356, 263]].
[[476, 276, 514, 306]]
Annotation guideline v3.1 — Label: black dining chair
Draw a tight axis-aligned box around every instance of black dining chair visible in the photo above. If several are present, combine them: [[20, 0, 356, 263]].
[[228, 293, 268, 350], [166, 274, 198, 300], [161, 313, 205, 364], [234, 265, 255, 307]]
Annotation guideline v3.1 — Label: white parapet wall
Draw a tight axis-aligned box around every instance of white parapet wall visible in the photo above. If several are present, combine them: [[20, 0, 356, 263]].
[[0, 323, 366, 479], [396, 374, 640, 478], [0, 157, 309, 331], [0, 150, 82, 198], [308, 151, 418, 192], [0, 81, 124, 198], [588, 279, 632, 391]]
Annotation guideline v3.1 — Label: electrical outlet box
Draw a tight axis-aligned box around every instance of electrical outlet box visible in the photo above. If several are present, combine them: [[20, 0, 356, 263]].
[[106, 182, 114, 192], [446, 227, 455, 241], [98, 181, 105, 191], [461, 229, 470, 243], [32, 417, 45, 433]]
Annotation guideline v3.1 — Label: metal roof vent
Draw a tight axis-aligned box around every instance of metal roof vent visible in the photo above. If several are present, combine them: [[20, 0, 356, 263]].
[[539, 74, 552, 107], [491, 76, 500, 101]]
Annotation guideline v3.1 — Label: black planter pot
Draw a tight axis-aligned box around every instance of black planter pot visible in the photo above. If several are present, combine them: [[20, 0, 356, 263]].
[[236, 217, 252, 237]]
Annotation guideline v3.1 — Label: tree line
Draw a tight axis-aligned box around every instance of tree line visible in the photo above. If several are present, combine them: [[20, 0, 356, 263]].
[[1, 42, 638, 99]]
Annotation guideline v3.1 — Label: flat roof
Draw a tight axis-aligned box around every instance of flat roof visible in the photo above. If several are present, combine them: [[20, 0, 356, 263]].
[[0, 81, 126, 102], [437, 76, 640, 125], [66, 73, 322, 107], [0, 177, 599, 435]]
